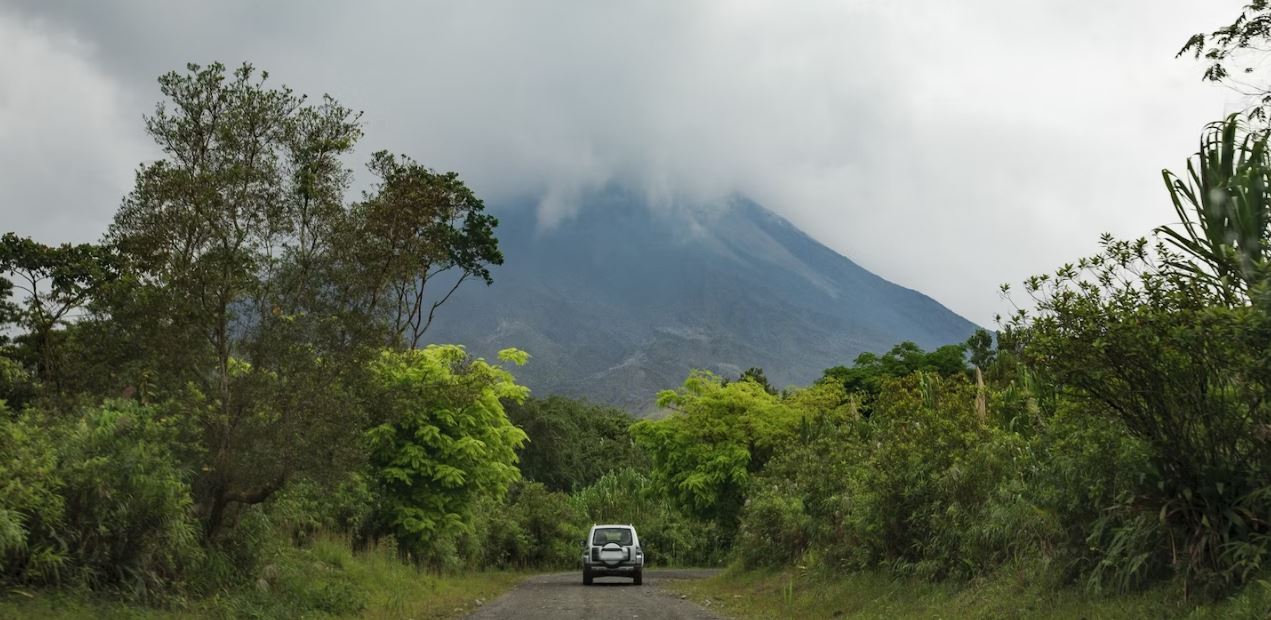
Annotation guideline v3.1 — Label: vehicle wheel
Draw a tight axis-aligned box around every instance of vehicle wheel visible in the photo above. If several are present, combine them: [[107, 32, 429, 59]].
[[583, 566, 593, 585], [633, 569, 642, 586]]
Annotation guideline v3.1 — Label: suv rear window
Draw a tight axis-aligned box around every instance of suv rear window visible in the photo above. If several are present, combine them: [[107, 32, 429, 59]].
[[592, 527, 633, 546]]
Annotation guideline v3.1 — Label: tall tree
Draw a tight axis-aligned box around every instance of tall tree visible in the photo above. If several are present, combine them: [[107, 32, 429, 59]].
[[345, 151, 502, 347], [103, 62, 502, 536], [0, 234, 118, 394]]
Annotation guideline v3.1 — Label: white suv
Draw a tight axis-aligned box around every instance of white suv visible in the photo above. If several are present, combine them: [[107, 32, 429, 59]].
[[581, 524, 644, 585]]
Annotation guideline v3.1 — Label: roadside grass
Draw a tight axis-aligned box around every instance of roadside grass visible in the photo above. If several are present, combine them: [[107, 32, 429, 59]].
[[669, 564, 1271, 619], [0, 535, 527, 619]]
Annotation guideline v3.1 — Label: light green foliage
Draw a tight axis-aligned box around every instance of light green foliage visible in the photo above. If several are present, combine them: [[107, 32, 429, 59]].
[[363, 345, 529, 567], [631, 371, 807, 532]]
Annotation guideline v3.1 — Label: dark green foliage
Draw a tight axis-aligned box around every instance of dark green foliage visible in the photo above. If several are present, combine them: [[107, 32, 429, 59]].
[[965, 328, 996, 371], [735, 372, 1058, 578], [735, 367, 777, 394], [350, 150, 503, 346], [467, 481, 584, 569], [821, 341, 968, 412], [0, 401, 202, 598], [734, 427, 859, 569], [0, 234, 119, 398], [1023, 404, 1156, 588], [90, 62, 503, 538], [1159, 116, 1271, 301], [570, 468, 724, 567], [839, 375, 1037, 577], [0, 403, 64, 584], [504, 396, 647, 492], [0, 352, 36, 412], [1180, 1, 1271, 116], [266, 475, 374, 547], [1013, 236, 1271, 593]]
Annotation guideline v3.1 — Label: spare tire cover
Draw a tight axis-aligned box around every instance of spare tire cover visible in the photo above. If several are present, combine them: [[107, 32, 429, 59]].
[[599, 542, 625, 566]]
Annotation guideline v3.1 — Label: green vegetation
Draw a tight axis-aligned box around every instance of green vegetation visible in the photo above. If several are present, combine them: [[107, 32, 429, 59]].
[[0, 535, 527, 619], [6, 5, 1271, 618], [504, 395, 648, 492], [671, 566, 1271, 620], [0, 61, 538, 616]]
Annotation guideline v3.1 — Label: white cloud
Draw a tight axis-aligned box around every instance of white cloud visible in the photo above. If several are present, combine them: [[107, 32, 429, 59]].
[[0, 9, 151, 244], [0, 0, 1250, 324]]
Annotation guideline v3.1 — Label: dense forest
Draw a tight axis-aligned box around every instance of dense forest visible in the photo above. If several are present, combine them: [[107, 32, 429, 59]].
[[4, 3, 1271, 618]]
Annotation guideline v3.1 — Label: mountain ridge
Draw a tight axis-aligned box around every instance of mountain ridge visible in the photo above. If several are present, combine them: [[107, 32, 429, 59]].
[[422, 189, 978, 413]]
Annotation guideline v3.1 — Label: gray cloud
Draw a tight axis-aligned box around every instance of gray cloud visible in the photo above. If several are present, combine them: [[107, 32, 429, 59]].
[[0, 0, 1247, 325]]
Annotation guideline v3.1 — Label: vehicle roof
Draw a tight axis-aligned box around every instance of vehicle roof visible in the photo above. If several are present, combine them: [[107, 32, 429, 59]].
[[590, 524, 635, 529]]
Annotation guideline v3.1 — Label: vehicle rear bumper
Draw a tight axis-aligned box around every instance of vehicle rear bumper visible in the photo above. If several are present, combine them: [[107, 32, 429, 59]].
[[585, 562, 642, 576]]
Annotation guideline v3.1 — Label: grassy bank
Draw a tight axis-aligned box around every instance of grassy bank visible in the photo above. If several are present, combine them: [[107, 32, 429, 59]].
[[0, 537, 526, 619], [669, 566, 1271, 620]]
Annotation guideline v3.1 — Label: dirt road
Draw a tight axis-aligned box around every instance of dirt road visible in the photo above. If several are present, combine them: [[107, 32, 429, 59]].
[[465, 569, 723, 619]]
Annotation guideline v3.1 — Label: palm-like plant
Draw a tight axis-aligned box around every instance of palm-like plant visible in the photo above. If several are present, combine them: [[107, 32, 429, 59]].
[[1159, 114, 1271, 303]]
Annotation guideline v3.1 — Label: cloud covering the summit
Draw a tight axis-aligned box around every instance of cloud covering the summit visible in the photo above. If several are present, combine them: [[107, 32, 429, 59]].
[[0, 0, 1246, 324]]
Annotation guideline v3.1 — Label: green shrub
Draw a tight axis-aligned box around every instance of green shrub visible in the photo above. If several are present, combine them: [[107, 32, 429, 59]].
[[506, 396, 649, 492], [1015, 237, 1271, 594], [362, 346, 529, 569], [571, 467, 723, 567], [267, 474, 374, 547], [1023, 402, 1159, 589], [56, 401, 202, 596], [468, 481, 584, 569], [0, 405, 66, 584], [735, 424, 863, 568], [841, 374, 1044, 578], [193, 506, 277, 594]]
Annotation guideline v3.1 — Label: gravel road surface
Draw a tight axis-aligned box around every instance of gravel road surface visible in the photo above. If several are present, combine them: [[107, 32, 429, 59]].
[[465, 569, 723, 619]]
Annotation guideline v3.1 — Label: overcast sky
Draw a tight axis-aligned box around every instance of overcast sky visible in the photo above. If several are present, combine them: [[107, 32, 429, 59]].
[[0, 1, 1249, 326]]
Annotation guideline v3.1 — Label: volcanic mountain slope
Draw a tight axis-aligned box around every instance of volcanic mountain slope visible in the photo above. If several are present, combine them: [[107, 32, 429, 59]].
[[422, 189, 978, 413]]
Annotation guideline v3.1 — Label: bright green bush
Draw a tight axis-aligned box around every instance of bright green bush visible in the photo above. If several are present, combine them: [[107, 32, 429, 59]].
[[362, 345, 529, 569], [631, 371, 808, 534]]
